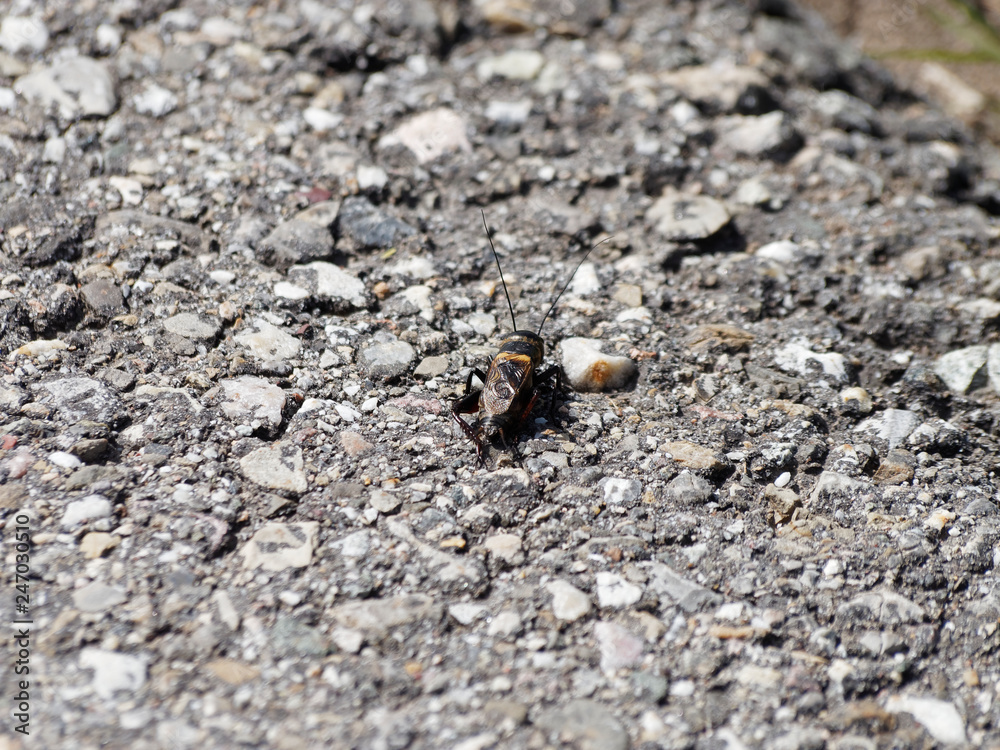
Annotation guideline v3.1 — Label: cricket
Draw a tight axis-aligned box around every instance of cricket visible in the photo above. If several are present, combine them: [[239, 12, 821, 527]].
[[451, 210, 610, 464]]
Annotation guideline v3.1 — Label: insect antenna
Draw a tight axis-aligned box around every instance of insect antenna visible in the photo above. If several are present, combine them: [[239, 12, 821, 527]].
[[481, 210, 518, 331], [536, 235, 614, 336]]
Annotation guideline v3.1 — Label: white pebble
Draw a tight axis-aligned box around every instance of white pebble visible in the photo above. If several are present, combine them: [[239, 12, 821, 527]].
[[925, 508, 956, 532], [595, 571, 642, 608], [303, 107, 343, 132], [133, 83, 178, 117], [48, 451, 82, 469], [10, 339, 68, 359], [560, 338, 637, 393], [840, 386, 873, 413], [356, 164, 387, 190], [546, 580, 592, 622], [274, 281, 309, 300], [570, 263, 600, 295], [0, 87, 16, 112], [42, 137, 66, 163], [755, 240, 800, 263], [822, 558, 844, 578], [62, 495, 112, 527], [210, 270, 236, 285]]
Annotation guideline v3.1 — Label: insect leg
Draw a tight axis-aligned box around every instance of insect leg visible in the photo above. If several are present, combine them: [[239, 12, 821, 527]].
[[452, 410, 487, 465], [452, 368, 489, 464], [534, 365, 565, 425], [498, 425, 523, 464], [452, 386, 483, 416], [457, 368, 488, 398]]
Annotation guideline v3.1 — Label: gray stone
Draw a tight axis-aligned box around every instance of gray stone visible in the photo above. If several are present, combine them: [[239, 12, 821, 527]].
[[163, 313, 221, 341], [661, 63, 769, 112], [986, 344, 1000, 394], [337, 196, 416, 250], [234, 319, 301, 361], [718, 111, 802, 160], [487, 610, 522, 637], [329, 594, 443, 638], [483, 533, 523, 564], [239, 444, 307, 494], [36, 377, 123, 424], [389, 256, 437, 280], [43, 136, 66, 163], [664, 471, 714, 505], [539, 451, 569, 469], [477, 49, 544, 80], [643, 561, 721, 612], [272, 614, 328, 657], [632, 671, 669, 703], [331, 627, 364, 654], [602, 477, 642, 505], [773, 340, 848, 383], [963, 498, 998, 516], [49, 450, 82, 470], [359, 333, 416, 381], [337, 530, 371, 559], [733, 175, 778, 207], [854, 409, 921, 449], [836, 591, 925, 627], [755, 240, 801, 264], [241, 521, 319, 571], [935, 345, 989, 394], [15, 57, 116, 120], [466, 312, 497, 337], [80, 278, 126, 318], [377, 108, 471, 165], [220, 377, 286, 433], [287, 261, 367, 310], [646, 192, 730, 240], [79, 648, 148, 700], [484, 99, 532, 125], [72, 581, 126, 612], [369, 490, 402, 514], [534, 700, 628, 750], [448, 603, 487, 626], [413, 355, 449, 378], [813, 89, 881, 134], [260, 220, 334, 270]]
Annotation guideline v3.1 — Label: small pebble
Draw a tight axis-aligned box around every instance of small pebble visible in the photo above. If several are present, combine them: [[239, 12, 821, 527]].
[[547, 580, 592, 622], [62, 495, 113, 528], [560, 338, 637, 392], [596, 572, 643, 609]]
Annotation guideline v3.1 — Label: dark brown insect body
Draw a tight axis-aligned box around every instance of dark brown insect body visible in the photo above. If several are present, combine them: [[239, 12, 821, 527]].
[[452, 213, 607, 464]]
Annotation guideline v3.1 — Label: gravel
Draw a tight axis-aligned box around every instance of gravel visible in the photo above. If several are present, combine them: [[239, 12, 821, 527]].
[[3, 0, 1000, 747]]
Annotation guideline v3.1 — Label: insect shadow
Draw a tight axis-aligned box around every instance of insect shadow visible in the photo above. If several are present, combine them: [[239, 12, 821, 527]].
[[452, 210, 611, 466]]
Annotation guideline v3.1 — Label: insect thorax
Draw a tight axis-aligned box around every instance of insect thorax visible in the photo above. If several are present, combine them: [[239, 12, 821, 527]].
[[497, 331, 544, 365]]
